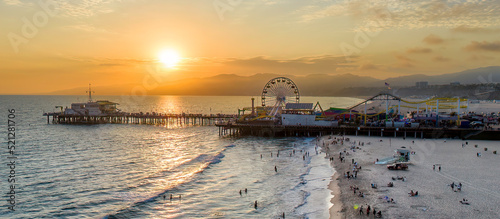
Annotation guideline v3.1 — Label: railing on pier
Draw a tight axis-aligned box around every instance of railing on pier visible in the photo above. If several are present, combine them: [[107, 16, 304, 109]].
[[43, 112, 237, 126], [215, 123, 500, 140]]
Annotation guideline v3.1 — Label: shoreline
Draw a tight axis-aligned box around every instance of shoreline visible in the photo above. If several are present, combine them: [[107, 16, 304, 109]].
[[319, 135, 500, 219], [327, 171, 343, 219], [317, 137, 345, 219]]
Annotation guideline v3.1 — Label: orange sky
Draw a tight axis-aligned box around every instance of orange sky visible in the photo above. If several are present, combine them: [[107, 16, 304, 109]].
[[1, 0, 500, 94]]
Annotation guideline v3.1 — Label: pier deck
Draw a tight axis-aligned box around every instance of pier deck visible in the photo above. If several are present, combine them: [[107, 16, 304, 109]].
[[43, 112, 237, 126], [216, 123, 500, 140]]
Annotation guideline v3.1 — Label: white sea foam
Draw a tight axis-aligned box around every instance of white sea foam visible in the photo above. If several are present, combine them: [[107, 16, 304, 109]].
[[295, 141, 335, 218]]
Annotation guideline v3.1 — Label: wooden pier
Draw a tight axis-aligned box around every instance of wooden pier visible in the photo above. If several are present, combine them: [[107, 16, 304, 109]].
[[216, 123, 500, 140], [44, 112, 237, 126]]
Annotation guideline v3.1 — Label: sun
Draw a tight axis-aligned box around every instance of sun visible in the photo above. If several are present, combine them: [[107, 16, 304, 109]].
[[158, 49, 181, 68]]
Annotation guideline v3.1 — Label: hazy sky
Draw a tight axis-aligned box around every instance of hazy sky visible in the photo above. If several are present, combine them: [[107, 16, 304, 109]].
[[2, 0, 500, 94]]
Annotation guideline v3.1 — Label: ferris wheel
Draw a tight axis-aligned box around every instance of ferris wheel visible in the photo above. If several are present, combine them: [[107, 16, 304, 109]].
[[261, 77, 300, 109]]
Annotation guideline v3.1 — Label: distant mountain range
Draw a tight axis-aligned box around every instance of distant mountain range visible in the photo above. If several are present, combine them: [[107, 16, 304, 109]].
[[47, 66, 500, 97]]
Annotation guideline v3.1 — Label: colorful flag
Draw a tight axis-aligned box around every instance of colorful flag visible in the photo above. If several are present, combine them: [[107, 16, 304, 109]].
[[385, 82, 391, 89]]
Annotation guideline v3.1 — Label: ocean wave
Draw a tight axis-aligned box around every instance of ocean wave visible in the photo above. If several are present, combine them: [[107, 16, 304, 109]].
[[102, 145, 233, 219]]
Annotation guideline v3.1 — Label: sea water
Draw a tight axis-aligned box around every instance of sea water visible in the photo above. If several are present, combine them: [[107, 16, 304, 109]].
[[0, 95, 360, 218]]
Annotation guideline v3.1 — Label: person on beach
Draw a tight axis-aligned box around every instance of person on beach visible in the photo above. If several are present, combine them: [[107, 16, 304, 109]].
[[359, 205, 364, 215], [275, 166, 278, 172], [254, 200, 258, 209], [170, 194, 173, 200], [245, 188, 247, 194], [367, 205, 371, 215], [439, 166, 441, 171], [433, 165, 435, 171], [239, 190, 242, 196], [451, 182, 455, 190]]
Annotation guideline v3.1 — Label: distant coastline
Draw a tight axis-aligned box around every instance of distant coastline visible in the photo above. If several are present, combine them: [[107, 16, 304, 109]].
[[5, 66, 497, 97]]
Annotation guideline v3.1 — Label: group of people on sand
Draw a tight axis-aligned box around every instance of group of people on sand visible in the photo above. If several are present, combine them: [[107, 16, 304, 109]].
[[450, 182, 463, 192], [433, 164, 441, 171], [382, 196, 396, 204], [460, 198, 470, 205], [408, 190, 419, 197], [358, 204, 382, 217]]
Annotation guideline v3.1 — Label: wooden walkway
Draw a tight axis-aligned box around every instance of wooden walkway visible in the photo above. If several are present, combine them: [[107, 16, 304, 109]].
[[44, 112, 237, 126], [216, 123, 500, 140]]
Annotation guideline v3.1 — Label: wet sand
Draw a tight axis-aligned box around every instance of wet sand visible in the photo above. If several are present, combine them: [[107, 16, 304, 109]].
[[320, 135, 500, 219]]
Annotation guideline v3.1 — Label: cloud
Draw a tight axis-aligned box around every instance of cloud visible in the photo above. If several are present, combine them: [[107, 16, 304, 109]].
[[423, 34, 444, 45], [468, 55, 495, 61], [3, 0, 23, 6], [394, 55, 415, 68], [300, 0, 500, 30], [451, 25, 500, 33], [465, 41, 500, 52], [359, 63, 380, 71], [63, 56, 155, 66], [2, 0, 120, 17], [226, 55, 352, 66], [394, 55, 414, 68], [433, 55, 450, 62], [407, 47, 433, 54], [196, 55, 357, 75], [395, 55, 413, 62]]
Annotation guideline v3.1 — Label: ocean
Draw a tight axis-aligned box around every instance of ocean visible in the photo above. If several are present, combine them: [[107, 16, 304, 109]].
[[0, 95, 362, 218]]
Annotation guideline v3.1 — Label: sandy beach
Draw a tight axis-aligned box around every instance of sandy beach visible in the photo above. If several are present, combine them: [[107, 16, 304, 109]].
[[320, 135, 500, 219]]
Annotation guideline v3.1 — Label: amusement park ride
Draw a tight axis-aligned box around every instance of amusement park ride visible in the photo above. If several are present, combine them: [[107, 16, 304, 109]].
[[238, 76, 473, 127], [238, 77, 306, 123], [261, 77, 300, 116]]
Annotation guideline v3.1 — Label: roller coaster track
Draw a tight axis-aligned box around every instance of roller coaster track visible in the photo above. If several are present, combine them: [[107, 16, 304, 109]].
[[348, 93, 468, 111]]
